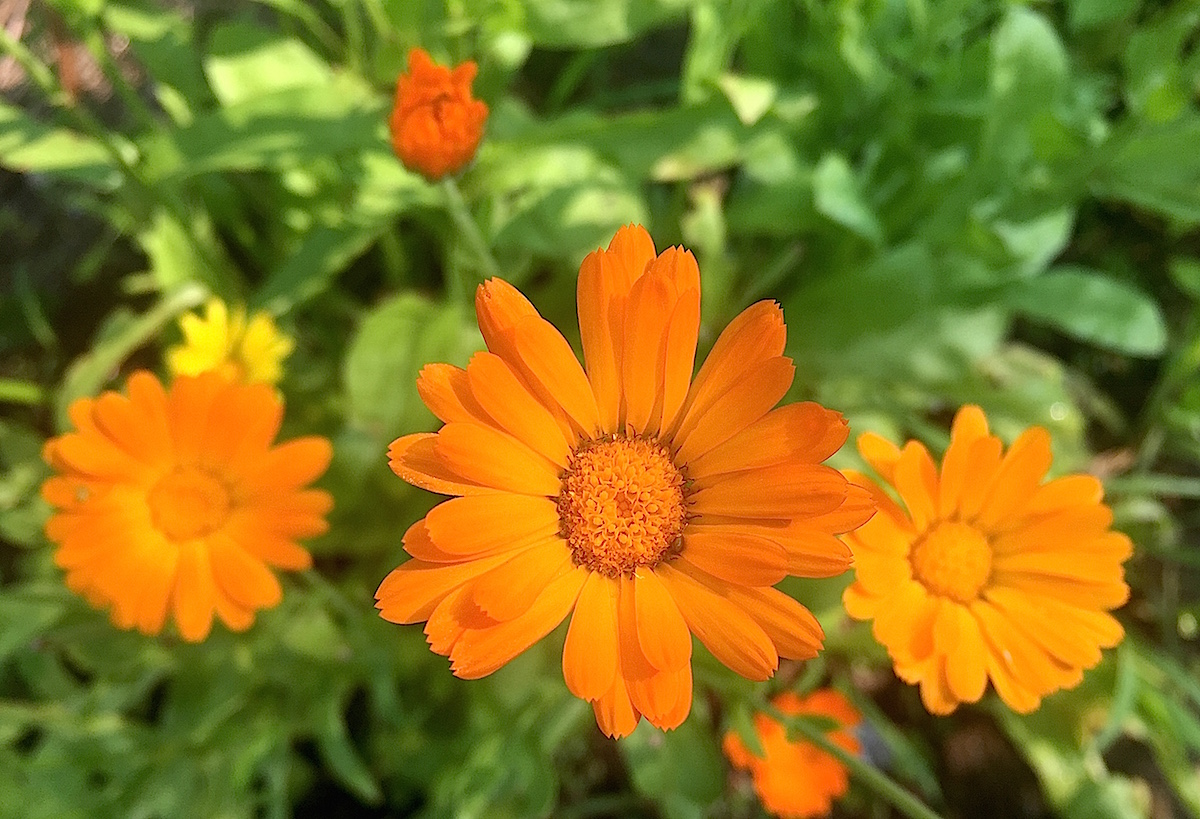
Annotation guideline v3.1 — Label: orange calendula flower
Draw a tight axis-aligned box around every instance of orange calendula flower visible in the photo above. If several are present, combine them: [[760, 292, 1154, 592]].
[[724, 690, 860, 819], [42, 371, 333, 641], [377, 224, 873, 737], [389, 47, 488, 181], [843, 405, 1131, 714]]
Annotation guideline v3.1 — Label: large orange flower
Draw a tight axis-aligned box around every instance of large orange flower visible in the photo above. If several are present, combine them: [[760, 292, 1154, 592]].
[[42, 371, 333, 641], [843, 405, 1130, 714], [723, 689, 860, 819], [389, 47, 488, 181], [376, 225, 873, 737]]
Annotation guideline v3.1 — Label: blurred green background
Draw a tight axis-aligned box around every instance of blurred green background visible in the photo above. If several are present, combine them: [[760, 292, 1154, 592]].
[[2, 0, 1199, 817]]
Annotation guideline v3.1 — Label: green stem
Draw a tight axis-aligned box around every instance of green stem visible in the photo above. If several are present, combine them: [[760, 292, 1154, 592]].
[[440, 176, 500, 301], [768, 707, 946, 819], [300, 569, 364, 622], [1105, 473, 1200, 499], [0, 379, 45, 406]]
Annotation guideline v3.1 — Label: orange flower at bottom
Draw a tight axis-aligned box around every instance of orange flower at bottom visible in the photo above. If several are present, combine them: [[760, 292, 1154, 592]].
[[42, 371, 333, 641], [390, 47, 488, 180], [724, 690, 861, 819]]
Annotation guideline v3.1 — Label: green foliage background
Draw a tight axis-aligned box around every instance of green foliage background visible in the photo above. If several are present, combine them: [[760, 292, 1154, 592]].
[[2, 0, 1199, 817]]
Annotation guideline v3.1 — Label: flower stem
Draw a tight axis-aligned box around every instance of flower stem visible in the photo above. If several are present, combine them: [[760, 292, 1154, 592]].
[[768, 707, 946, 819], [440, 176, 500, 301]]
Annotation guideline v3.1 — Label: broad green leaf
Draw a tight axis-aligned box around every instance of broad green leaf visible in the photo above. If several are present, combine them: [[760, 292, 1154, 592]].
[[521, 0, 693, 47], [1169, 257, 1200, 300], [1093, 117, 1200, 224], [343, 294, 481, 439], [204, 19, 332, 106], [1006, 266, 1167, 357], [990, 7, 1068, 111], [812, 153, 883, 244], [55, 284, 207, 429], [622, 715, 724, 819], [0, 103, 119, 188]]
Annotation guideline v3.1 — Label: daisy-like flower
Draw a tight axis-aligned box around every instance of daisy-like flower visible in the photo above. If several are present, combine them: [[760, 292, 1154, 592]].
[[843, 405, 1130, 714], [724, 689, 860, 819], [167, 298, 294, 386], [376, 224, 873, 737], [389, 47, 488, 181], [42, 371, 333, 641]]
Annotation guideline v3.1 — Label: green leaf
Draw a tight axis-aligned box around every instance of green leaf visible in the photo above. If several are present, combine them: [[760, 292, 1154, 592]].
[[55, 284, 207, 429], [812, 153, 882, 244], [1094, 117, 1200, 224], [521, 0, 693, 47], [1005, 266, 1168, 357], [343, 294, 481, 440], [0, 103, 118, 188], [1169, 257, 1200, 300], [990, 7, 1068, 111], [316, 696, 381, 805], [622, 715, 724, 819], [204, 20, 332, 106]]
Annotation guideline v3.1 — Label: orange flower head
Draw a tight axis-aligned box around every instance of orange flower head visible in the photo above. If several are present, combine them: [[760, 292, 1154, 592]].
[[389, 47, 488, 180], [377, 224, 875, 738], [724, 690, 860, 819], [843, 406, 1131, 714], [42, 371, 334, 641]]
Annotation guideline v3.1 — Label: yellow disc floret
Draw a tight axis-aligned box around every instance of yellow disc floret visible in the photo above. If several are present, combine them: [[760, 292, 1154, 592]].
[[909, 521, 993, 603], [558, 436, 688, 576]]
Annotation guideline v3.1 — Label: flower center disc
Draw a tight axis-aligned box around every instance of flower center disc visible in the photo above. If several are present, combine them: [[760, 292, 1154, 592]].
[[147, 467, 232, 542], [557, 437, 687, 577], [910, 521, 993, 603]]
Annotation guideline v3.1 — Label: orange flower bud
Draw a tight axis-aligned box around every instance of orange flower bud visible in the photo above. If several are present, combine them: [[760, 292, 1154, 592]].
[[389, 47, 489, 181]]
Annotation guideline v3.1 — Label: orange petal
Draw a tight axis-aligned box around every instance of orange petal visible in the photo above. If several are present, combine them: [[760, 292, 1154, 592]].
[[688, 403, 848, 478], [941, 603, 988, 704], [417, 363, 493, 425], [424, 494, 561, 555], [592, 668, 642, 739], [656, 562, 778, 680], [673, 357, 794, 466], [375, 552, 514, 624], [506, 316, 600, 438], [387, 433, 500, 496], [669, 300, 786, 442], [468, 539, 574, 621], [166, 373, 228, 465], [657, 281, 700, 434], [872, 581, 937, 664], [938, 405, 990, 515], [563, 572, 620, 701], [240, 437, 332, 496], [209, 533, 283, 610], [435, 423, 562, 496], [634, 568, 691, 671], [466, 352, 572, 466], [620, 269, 672, 436], [991, 504, 1113, 555], [956, 436, 1004, 520], [976, 426, 1053, 530], [680, 529, 788, 586], [92, 391, 168, 465], [172, 541, 217, 642], [892, 441, 938, 531], [690, 463, 846, 520], [724, 586, 824, 660], [449, 565, 587, 679], [857, 432, 902, 485]]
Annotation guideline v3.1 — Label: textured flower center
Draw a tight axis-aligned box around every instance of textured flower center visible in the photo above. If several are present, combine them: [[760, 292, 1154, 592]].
[[910, 521, 993, 603], [147, 467, 232, 542], [557, 436, 688, 576]]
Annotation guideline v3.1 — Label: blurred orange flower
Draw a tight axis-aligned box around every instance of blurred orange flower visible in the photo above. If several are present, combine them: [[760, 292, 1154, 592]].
[[42, 371, 333, 641], [377, 224, 874, 738], [724, 689, 860, 819], [843, 405, 1130, 714], [389, 47, 488, 180]]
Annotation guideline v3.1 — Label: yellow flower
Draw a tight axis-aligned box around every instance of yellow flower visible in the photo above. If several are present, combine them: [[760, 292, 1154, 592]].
[[42, 371, 333, 641], [843, 405, 1130, 714], [167, 299, 294, 386], [377, 225, 874, 738]]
